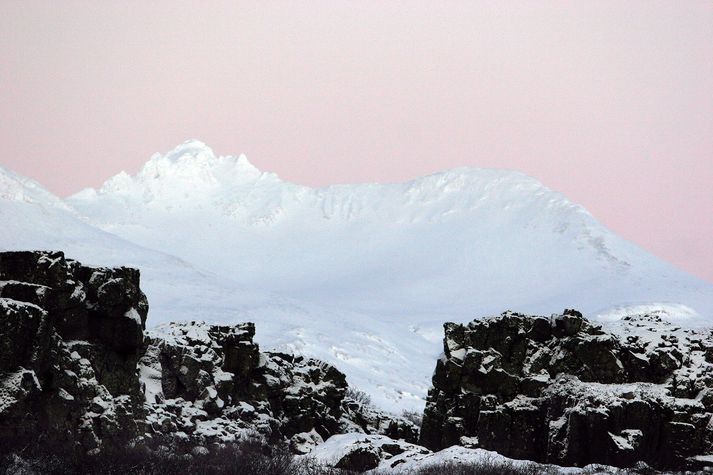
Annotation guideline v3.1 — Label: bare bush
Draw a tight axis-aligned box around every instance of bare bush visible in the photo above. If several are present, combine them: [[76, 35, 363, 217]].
[[0, 434, 295, 475], [345, 387, 372, 407], [400, 409, 422, 427], [0, 435, 642, 475], [404, 458, 557, 475]]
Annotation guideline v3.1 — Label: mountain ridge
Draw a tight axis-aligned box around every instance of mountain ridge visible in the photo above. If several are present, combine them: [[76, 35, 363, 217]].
[[69, 140, 591, 226], [63, 140, 713, 322]]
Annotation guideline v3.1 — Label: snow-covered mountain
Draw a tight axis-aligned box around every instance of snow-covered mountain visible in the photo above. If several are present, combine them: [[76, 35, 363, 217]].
[[0, 163, 436, 411], [68, 140, 713, 321], [2, 141, 712, 411]]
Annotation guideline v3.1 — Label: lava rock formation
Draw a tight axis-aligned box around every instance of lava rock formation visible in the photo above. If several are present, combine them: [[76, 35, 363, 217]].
[[420, 309, 713, 470]]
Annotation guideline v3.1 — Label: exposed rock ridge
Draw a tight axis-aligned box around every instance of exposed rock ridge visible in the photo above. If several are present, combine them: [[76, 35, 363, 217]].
[[0, 250, 149, 450], [420, 309, 713, 470], [138, 320, 418, 452], [0, 251, 417, 456]]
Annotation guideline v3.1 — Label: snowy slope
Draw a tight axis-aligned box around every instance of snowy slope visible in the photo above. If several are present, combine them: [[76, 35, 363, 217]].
[[68, 140, 713, 323], [0, 165, 435, 411]]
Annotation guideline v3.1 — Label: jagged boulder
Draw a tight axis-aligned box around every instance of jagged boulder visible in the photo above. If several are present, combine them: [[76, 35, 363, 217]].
[[420, 309, 713, 470], [0, 299, 50, 371], [309, 434, 429, 472], [260, 351, 347, 438], [142, 322, 345, 443], [334, 443, 382, 471]]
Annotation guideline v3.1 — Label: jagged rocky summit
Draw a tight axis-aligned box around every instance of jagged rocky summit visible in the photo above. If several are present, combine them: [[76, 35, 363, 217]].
[[421, 309, 713, 470], [0, 251, 417, 458]]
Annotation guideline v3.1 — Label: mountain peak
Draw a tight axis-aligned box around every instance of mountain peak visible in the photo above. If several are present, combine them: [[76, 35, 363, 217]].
[[84, 141, 266, 201], [150, 139, 258, 170], [140, 141, 261, 186], [162, 139, 216, 162], [70, 141, 589, 227]]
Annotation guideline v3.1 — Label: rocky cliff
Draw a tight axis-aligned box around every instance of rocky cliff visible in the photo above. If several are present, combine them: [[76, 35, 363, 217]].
[[140, 321, 417, 454], [0, 251, 416, 458], [3, 251, 712, 472], [0, 250, 148, 451], [420, 309, 713, 470]]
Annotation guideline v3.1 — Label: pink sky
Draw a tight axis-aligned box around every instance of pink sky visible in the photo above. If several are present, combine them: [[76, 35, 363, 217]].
[[1, 1, 712, 282]]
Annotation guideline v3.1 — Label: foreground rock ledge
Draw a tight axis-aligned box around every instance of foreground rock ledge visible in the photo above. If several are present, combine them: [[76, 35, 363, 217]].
[[420, 309, 713, 470], [0, 251, 417, 457]]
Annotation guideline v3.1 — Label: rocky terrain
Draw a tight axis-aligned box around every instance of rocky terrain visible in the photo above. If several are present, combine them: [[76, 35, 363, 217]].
[[140, 321, 417, 454], [1, 250, 712, 473], [421, 309, 713, 470], [0, 251, 416, 462]]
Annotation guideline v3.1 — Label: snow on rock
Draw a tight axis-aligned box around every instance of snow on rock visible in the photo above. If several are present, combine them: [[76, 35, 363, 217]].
[[0, 251, 419, 459], [420, 309, 713, 471], [3, 252, 712, 472], [289, 429, 324, 455], [140, 320, 418, 449], [0, 251, 148, 451], [308, 433, 616, 473]]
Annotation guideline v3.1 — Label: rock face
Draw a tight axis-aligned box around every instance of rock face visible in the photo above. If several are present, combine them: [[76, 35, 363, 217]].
[[20, 250, 713, 472], [140, 321, 418, 453], [141, 322, 349, 450], [0, 250, 416, 456], [0, 250, 148, 451], [420, 309, 713, 470]]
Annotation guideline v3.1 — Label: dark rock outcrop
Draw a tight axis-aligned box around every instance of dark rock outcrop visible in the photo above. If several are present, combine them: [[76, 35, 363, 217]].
[[140, 321, 353, 451], [420, 309, 713, 470], [140, 320, 418, 453], [6, 251, 712, 472], [0, 251, 415, 457], [0, 250, 148, 451], [334, 443, 382, 471]]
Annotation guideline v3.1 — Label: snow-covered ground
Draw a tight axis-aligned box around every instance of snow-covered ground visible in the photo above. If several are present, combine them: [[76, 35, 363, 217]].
[[307, 433, 614, 473], [2, 140, 712, 411]]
